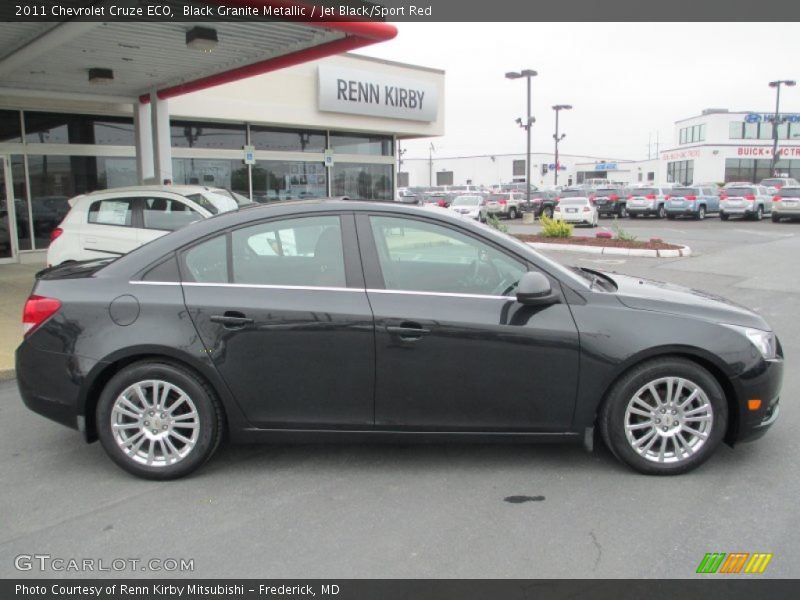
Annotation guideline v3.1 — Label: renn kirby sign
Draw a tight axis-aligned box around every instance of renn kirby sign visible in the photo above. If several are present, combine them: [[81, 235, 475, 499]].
[[318, 65, 438, 122]]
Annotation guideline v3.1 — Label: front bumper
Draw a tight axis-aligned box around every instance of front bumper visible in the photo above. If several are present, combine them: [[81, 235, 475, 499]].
[[731, 356, 783, 444]]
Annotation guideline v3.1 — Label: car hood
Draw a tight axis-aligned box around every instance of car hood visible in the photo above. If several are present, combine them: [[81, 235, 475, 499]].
[[606, 272, 770, 330]]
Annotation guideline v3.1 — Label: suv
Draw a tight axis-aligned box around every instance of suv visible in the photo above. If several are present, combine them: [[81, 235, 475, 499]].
[[625, 186, 674, 219], [665, 186, 720, 220], [591, 186, 628, 218], [486, 192, 524, 219], [760, 177, 799, 192], [521, 190, 559, 218], [771, 186, 800, 222], [719, 185, 773, 221], [47, 185, 241, 266]]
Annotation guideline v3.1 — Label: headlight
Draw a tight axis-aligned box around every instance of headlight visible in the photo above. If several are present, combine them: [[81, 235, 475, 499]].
[[722, 324, 777, 360]]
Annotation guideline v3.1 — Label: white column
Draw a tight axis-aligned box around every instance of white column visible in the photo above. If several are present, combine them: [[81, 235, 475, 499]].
[[133, 102, 153, 184], [150, 91, 173, 184]]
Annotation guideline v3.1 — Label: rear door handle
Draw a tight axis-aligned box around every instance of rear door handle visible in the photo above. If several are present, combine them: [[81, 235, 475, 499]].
[[210, 311, 254, 328], [386, 322, 430, 340]]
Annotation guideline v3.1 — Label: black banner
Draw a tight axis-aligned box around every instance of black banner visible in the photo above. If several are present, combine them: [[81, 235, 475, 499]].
[[3, 580, 800, 600], [0, 0, 798, 22]]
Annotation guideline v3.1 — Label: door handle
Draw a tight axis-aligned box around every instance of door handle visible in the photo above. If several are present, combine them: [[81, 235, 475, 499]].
[[386, 322, 430, 340], [210, 311, 254, 328]]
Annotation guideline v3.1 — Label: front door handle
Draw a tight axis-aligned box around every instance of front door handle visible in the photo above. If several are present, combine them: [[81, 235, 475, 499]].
[[210, 311, 254, 329], [386, 322, 430, 340]]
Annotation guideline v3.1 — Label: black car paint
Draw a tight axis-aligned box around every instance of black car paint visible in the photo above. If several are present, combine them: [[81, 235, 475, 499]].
[[17, 201, 782, 448]]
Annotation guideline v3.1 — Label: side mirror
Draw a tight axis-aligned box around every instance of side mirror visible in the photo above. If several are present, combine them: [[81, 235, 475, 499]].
[[516, 272, 558, 305]]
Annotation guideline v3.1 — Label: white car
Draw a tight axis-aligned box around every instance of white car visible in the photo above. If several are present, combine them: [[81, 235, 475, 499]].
[[47, 185, 241, 266], [448, 194, 488, 222], [553, 197, 598, 227]]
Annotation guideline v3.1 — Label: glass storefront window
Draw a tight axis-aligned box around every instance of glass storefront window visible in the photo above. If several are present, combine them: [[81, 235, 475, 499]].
[[0, 110, 22, 143], [172, 158, 250, 197], [24, 112, 135, 145], [250, 126, 326, 153], [729, 122, 743, 139], [332, 163, 392, 201], [725, 158, 800, 183], [9, 156, 30, 251], [26, 155, 137, 249], [252, 160, 327, 202], [667, 160, 694, 185], [170, 120, 246, 149], [330, 132, 393, 156]]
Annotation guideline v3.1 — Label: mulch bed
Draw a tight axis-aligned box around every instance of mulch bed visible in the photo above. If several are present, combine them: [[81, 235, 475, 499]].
[[513, 234, 683, 251]]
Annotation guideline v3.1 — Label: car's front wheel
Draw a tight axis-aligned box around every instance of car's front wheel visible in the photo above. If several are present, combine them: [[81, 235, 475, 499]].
[[96, 361, 224, 480], [508, 207, 518, 220], [599, 358, 727, 475]]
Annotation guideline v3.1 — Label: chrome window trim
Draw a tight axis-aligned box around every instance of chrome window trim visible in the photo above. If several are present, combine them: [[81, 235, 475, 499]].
[[181, 282, 362, 293], [366, 288, 510, 301]]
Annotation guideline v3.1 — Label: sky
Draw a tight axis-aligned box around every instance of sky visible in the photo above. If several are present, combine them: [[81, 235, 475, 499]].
[[357, 22, 800, 161]]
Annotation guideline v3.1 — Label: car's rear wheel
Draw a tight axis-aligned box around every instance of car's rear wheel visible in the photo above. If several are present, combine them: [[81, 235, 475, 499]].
[[696, 206, 706, 220], [667, 214, 677, 220], [754, 205, 763, 221], [96, 361, 224, 480], [656, 205, 666, 219], [772, 213, 781, 223], [629, 213, 638, 219], [508, 207, 518, 220], [720, 213, 729, 221], [618, 205, 627, 218], [543, 206, 554, 219], [599, 358, 727, 475]]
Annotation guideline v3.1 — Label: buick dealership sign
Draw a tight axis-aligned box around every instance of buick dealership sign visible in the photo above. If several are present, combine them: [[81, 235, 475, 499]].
[[318, 65, 438, 122]]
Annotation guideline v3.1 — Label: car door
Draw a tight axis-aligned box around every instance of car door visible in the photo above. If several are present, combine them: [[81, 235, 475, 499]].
[[138, 195, 205, 246], [180, 212, 375, 428], [760, 186, 773, 213], [356, 212, 580, 431], [80, 196, 139, 258], [704, 188, 719, 213]]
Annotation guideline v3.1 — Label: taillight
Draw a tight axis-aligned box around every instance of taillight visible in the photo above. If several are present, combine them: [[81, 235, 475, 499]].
[[499, 199, 507, 205], [626, 195, 633, 200], [685, 195, 697, 201], [773, 195, 782, 202], [22, 295, 61, 337], [554, 206, 561, 212], [609, 194, 619, 201], [720, 194, 728, 200], [50, 227, 63, 242], [589, 195, 596, 200], [645, 194, 656, 200], [583, 206, 591, 212], [664, 195, 670, 200], [744, 194, 756, 201]]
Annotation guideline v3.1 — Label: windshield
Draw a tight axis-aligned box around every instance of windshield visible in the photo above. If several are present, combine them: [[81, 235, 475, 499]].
[[452, 196, 481, 206]]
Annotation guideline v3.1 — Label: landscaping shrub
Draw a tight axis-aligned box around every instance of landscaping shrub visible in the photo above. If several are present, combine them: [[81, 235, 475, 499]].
[[539, 215, 573, 238]]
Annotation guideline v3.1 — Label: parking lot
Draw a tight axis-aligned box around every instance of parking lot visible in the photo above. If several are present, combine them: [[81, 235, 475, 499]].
[[0, 216, 797, 579]]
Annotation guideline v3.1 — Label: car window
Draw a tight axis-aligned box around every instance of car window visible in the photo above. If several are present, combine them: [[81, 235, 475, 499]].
[[778, 188, 800, 198], [369, 216, 526, 296], [87, 198, 134, 227], [184, 235, 228, 283], [142, 197, 202, 231], [231, 215, 345, 287]]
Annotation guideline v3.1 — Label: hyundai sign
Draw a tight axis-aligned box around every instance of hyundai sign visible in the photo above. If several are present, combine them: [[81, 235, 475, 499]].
[[318, 65, 438, 122], [745, 112, 800, 123]]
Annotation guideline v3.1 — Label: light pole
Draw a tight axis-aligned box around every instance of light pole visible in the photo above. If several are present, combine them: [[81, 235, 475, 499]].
[[552, 104, 572, 186], [506, 69, 537, 204], [768, 79, 796, 176]]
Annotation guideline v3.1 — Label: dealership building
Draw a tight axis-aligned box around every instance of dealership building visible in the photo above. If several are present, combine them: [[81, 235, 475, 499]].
[[0, 20, 444, 264], [400, 108, 800, 189]]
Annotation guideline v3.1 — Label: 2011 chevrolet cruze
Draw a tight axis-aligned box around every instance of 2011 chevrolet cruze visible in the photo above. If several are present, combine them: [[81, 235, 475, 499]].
[[17, 200, 783, 479]]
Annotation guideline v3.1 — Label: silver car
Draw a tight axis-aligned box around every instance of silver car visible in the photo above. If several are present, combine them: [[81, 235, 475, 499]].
[[625, 185, 674, 219], [771, 186, 800, 222], [720, 185, 773, 221]]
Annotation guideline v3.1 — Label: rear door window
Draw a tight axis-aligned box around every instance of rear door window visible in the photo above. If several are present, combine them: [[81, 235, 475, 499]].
[[87, 198, 134, 226], [142, 197, 202, 231]]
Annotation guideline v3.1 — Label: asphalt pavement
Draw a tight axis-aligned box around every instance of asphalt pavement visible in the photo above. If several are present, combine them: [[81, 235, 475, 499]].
[[0, 215, 797, 579]]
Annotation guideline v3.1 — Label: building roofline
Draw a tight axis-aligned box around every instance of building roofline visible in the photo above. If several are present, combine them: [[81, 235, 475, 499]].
[[343, 52, 446, 75]]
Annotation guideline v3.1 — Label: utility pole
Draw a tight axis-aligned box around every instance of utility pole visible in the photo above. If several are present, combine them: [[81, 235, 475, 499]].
[[428, 142, 435, 186], [769, 79, 796, 176]]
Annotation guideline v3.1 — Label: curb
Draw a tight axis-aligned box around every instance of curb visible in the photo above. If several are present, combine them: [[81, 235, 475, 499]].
[[0, 368, 15, 382], [527, 242, 692, 258]]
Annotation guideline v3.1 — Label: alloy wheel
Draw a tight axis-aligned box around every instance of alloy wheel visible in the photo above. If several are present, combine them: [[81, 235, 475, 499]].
[[110, 379, 200, 467], [623, 377, 713, 464]]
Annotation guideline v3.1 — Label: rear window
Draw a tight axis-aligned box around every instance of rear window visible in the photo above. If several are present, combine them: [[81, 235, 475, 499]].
[[630, 188, 659, 196], [487, 194, 508, 202], [778, 188, 800, 198], [594, 189, 621, 196], [560, 198, 588, 206], [559, 189, 584, 198], [670, 188, 700, 196], [724, 187, 756, 196], [760, 179, 788, 187]]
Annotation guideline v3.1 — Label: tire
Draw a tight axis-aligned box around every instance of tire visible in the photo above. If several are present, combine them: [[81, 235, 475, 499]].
[[599, 357, 727, 475], [696, 206, 706, 220], [656, 205, 666, 219], [629, 213, 638, 219], [96, 361, 224, 480], [720, 213, 729, 221], [667, 214, 677, 220], [508, 207, 518, 220], [618, 204, 627, 218], [543, 206, 554, 219], [772, 213, 780, 223], [754, 205, 763, 221]]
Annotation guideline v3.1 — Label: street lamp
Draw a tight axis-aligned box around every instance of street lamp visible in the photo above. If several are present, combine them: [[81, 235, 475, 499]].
[[506, 69, 538, 204], [768, 79, 796, 176], [552, 104, 572, 186]]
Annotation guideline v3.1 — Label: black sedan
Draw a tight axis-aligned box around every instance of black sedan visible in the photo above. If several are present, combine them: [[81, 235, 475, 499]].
[[17, 200, 783, 479]]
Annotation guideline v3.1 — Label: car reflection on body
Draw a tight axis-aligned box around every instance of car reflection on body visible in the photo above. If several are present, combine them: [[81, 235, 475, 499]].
[[17, 200, 783, 479]]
